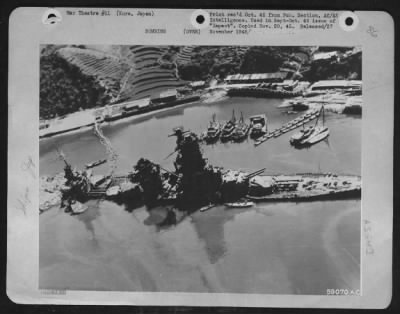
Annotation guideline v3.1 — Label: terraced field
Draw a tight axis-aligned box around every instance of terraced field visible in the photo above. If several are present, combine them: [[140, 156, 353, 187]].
[[119, 46, 186, 100], [57, 47, 132, 100], [57, 45, 187, 102], [53, 45, 327, 103], [176, 46, 194, 65]]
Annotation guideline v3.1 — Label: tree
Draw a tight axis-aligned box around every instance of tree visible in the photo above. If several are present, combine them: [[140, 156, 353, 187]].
[[40, 47, 110, 119]]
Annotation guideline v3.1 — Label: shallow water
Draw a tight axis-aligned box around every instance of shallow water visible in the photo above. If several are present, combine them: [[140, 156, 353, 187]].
[[39, 97, 361, 294]]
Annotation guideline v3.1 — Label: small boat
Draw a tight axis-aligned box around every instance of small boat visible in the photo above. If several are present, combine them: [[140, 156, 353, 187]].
[[254, 134, 268, 146], [106, 185, 121, 197], [249, 114, 267, 139], [303, 117, 312, 123], [291, 101, 309, 111], [85, 159, 107, 169], [204, 114, 221, 143], [69, 200, 88, 215], [200, 203, 215, 212], [231, 112, 250, 142], [225, 201, 255, 208], [220, 110, 237, 142], [290, 125, 315, 145], [304, 112, 313, 118]]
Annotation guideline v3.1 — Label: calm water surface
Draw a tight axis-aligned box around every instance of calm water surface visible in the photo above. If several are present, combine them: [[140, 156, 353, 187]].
[[40, 97, 361, 294]]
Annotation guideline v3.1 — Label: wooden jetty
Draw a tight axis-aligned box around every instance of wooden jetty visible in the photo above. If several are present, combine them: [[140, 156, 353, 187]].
[[254, 108, 321, 147]]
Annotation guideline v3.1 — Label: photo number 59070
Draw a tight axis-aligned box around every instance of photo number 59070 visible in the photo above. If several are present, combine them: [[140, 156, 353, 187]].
[[327, 289, 361, 296]]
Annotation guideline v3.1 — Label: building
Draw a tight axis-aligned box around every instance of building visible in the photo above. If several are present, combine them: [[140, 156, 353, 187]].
[[151, 89, 178, 104], [121, 98, 151, 112], [309, 80, 362, 91], [189, 81, 206, 89], [224, 72, 288, 84], [312, 51, 339, 62]]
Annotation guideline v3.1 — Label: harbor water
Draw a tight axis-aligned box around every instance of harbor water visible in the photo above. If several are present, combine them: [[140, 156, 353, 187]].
[[39, 97, 361, 294]]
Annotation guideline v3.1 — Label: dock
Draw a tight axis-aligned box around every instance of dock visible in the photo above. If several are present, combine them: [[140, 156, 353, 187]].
[[254, 108, 321, 146]]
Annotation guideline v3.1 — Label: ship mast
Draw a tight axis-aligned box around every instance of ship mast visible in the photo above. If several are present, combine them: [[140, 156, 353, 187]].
[[55, 147, 70, 167]]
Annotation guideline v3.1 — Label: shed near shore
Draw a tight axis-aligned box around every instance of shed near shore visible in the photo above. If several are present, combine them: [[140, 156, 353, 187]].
[[309, 80, 362, 91], [224, 72, 288, 84]]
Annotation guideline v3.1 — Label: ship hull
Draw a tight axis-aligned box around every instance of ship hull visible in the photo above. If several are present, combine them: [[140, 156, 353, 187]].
[[247, 187, 361, 202]]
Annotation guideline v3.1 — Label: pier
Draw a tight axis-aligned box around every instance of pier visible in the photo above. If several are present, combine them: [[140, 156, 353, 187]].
[[254, 108, 321, 146]]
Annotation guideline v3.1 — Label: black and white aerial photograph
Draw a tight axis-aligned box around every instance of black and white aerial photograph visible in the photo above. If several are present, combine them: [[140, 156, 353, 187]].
[[39, 45, 362, 295]]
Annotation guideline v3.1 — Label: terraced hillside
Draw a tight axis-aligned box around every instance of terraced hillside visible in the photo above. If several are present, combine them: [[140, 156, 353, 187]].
[[175, 46, 293, 81], [176, 46, 195, 65], [56, 45, 189, 102], [118, 46, 187, 100], [57, 47, 132, 100], [40, 45, 190, 118], [40, 45, 361, 118], [40, 47, 111, 119]]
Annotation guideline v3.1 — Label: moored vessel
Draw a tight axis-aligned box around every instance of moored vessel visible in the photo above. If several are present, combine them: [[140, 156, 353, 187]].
[[249, 114, 267, 139], [220, 110, 237, 142], [290, 125, 315, 145], [298, 106, 329, 146], [225, 201, 255, 208], [204, 114, 222, 143], [231, 112, 250, 142]]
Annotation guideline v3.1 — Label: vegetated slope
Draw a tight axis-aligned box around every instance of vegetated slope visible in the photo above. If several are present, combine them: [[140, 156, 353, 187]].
[[303, 50, 362, 82], [57, 46, 133, 100], [40, 45, 188, 118], [175, 45, 361, 83], [117, 45, 187, 101], [40, 45, 361, 119], [175, 46, 313, 81], [61, 45, 188, 101], [174, 46, 248, 81], [40, 45, 111, 119]]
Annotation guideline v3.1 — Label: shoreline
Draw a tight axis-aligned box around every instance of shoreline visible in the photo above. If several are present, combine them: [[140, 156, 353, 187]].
[[39, 97, 208, 141], [39, 83, 361, 141], [39, 88, 232, 141]]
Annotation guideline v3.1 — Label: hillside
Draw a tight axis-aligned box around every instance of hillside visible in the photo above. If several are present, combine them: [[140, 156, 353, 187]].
[[40, 46, 111, 119], [40, 45, 191, 119], [40, 45, 361, 119]]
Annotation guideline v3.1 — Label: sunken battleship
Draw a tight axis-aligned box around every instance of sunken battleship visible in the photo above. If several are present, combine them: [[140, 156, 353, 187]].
[[40, 124, 361, 214]]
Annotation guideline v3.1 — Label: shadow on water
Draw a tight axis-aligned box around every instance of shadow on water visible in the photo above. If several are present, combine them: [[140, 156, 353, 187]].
[[154, 107, 185, 119], [74, 201, 102, 249], [190, 207, 241, 264], [111, 196, 144, 213], [291, 138, 331, 151]]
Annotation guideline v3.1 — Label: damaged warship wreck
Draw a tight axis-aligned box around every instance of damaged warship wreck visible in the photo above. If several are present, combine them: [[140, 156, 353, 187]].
[[40, 126, 361, 215]]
